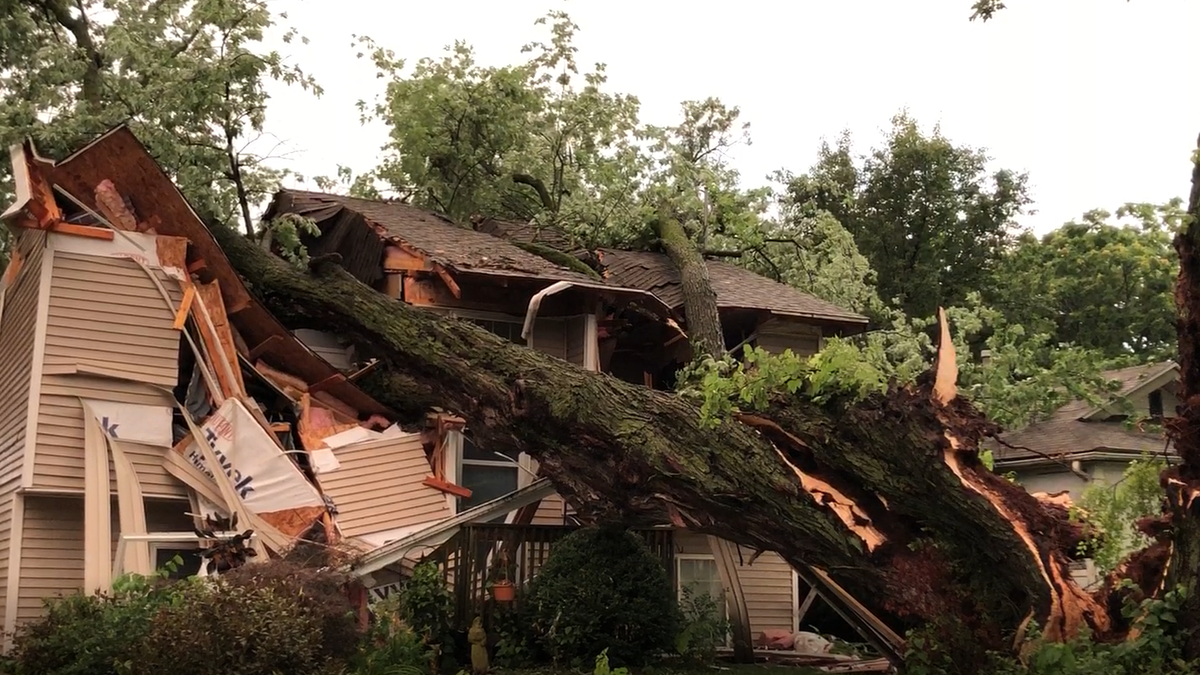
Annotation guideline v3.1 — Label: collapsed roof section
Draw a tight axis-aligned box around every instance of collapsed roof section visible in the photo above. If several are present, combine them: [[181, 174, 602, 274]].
[[262, 190, 678, 322]]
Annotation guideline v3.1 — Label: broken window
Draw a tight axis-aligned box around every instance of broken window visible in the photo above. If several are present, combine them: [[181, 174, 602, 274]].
[[1149, 389, 1165, 419]]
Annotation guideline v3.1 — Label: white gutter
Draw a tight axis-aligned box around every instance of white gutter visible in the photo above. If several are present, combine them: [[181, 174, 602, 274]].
[[349, 478, 557, 578], [521, 280, 573, 344]]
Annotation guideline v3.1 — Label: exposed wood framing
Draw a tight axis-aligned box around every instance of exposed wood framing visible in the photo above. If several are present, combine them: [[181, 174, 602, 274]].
[[47, 222, 113, 240], [192, 281, 247, 398], [172, 284, 196, 330], [94, 179, 139, 230]]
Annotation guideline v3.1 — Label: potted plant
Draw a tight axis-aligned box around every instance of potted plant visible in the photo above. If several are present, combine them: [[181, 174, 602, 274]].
[[491, 549, 515, 602]]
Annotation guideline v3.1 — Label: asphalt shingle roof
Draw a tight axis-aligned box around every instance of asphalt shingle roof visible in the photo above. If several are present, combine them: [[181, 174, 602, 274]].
[[277, 191, 601, 285], [596, 248, 868, 326], [992, 361, 1177, 463]]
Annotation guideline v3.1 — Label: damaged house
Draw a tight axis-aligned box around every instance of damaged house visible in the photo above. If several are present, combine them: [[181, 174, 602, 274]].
[[262, 190, 870, 639], [0, 126, 872, 651]]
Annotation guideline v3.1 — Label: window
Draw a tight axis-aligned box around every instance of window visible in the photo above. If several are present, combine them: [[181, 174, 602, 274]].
[[676, 556, 729, 645], [1149, 390, 1165, 419], [151, 545, 203, 580], [458, 433, 520, 523], [465, 317, 524, 345]]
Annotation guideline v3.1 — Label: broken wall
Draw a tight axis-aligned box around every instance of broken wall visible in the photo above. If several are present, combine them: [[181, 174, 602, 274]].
[[33, 233, 185, 497]]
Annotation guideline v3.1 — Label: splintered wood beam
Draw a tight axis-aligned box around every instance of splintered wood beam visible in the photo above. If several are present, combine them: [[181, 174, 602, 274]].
[[25, 159, 61, 228], [94, 179, 139, 231], [347, 359, 380, 382], [933, 307, 957, 405], [47, 222, 114, 240], [423, 475, 473, 498], [172, 285, 196, 330], [433, 264, 462, 298]]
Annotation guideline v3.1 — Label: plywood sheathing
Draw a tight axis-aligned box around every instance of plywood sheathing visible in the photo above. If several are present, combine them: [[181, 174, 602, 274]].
[[192, 281, 246, 398], [27, 127, 389, 417]]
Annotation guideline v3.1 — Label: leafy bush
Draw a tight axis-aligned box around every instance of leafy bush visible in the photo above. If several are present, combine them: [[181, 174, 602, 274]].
[[351, 595, 430, 675], [2, 561, 185, 675], [674, 583, 729, 663], [527, 526, 679, 666], [399, 561, 455, 671], [136, 565, 356, 675], [491, 600, 540, 668], [905, 584, 1200, 675]]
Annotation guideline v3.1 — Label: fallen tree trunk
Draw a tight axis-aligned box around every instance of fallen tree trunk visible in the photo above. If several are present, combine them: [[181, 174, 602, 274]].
[[213, 224, 1109, 662]]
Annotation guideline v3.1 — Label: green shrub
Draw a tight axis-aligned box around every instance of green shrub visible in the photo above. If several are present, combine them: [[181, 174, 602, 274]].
[[491, 600, 540, 668], [350, 595, 430, 675], [674, 583, 729, 664], [527, 526, 679, 667], [2, 562, 185, 675], [398, 561, 455, 671]]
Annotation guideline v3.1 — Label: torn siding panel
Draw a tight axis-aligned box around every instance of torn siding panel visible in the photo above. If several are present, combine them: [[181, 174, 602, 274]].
[[41, 252, 180, 387], [0, 230, 46, 485], [33, 376, 181, 495], [319, 435, 451, 538]]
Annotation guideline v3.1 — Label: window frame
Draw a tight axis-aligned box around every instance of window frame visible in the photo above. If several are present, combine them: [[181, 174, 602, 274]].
[[675, 553, 731, 647]]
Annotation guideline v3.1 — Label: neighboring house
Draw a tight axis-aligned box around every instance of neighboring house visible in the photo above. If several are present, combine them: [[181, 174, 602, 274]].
[[265, 189, 871, 637], [991, 361, 1177, 589], [992, 361, 1177, 499]]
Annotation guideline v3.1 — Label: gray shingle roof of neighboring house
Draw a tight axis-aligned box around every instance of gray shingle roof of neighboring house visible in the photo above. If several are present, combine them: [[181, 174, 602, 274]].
[[991, 361, 1177, 464]]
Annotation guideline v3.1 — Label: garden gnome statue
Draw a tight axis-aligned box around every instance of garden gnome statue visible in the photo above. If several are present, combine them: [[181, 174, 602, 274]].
[[468, 616, 489, 675]]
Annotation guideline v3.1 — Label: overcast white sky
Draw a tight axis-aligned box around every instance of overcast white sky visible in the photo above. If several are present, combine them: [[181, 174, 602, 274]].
[[261, 0, 1199, 234]]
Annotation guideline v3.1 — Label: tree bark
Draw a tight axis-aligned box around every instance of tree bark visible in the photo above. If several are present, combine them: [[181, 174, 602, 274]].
[[211, 223, 1110, 665], [651, 207, 756, 661], [652, 210, 725, 360], [1165, 133, 1200, 657]]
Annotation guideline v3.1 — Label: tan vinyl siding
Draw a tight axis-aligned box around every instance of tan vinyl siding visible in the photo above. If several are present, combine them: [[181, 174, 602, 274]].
[[674, 532, 796, 636], [18, 496, 84, 623], [0, 481, 16, 632], [757, 319, 822, 357], [320, 435, 450, 538], [15, 496, 190, 625], [530, 493, 567, 525], [41, 252, 181, 386], [0, 230, 46, 486], [737, 551, 795, 633], [531, 318, 567, 361], [34, 375, 180, 495], [565, 316, 587, 367]]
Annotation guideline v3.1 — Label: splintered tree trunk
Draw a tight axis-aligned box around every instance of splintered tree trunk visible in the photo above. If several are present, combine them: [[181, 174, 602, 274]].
[[1165, 133, 1200, 657], [653, 212, 756, 662], [211, 224, 1111, 666]]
